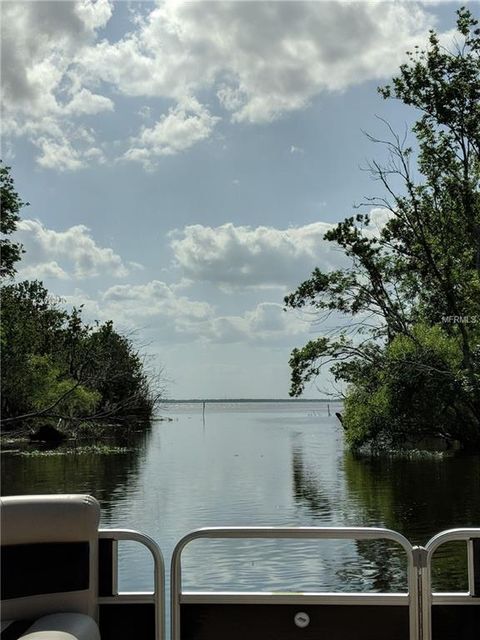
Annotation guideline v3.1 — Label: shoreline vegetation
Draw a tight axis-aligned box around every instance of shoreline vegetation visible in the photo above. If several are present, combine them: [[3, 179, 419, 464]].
[[1, 163, 163, 452], [286, 8, 480, 453]]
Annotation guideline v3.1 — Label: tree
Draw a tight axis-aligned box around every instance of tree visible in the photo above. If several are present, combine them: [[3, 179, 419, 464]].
[[0, 281, 99, 428], [0, 162, 25, 278], [285, 8, 480, 450], [1, 281, 161, 433], [0, 170, 163, 436], [81, 320, 158, 421]]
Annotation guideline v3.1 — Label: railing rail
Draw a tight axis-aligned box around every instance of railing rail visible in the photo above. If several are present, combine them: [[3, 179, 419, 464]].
[[99, 528, 165, 640], [92, 525, 480, 640], [422, 528, 480, 640], [170, 526, 420, 640]]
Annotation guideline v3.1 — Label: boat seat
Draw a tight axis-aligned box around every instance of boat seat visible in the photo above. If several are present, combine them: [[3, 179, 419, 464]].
[[1, 495, 100, 634], [19, 613, 100, 640]]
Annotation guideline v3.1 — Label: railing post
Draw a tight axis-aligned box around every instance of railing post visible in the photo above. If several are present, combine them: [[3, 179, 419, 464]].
[[412, 547, 428, 640], [423, 528, 480, 640]]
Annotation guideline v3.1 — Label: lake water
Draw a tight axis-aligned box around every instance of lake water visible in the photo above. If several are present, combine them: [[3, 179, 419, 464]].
[[2, 401, 480, 603]]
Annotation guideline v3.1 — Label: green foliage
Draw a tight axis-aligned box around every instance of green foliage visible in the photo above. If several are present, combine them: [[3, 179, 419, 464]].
[[286, 8, 480, 450], [0, 162, 26, 278], [26, 355, 101, 416], [1, 279, 159, 432], [1, 281, 68, 419], [342, 325, 479, 449], [84, 321, 155, 418], [0, 163, 161, 436]]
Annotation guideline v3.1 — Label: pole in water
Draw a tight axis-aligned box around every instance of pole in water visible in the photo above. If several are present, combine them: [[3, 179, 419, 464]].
[[327, 403, 331, 416], [202, 401, 206, 422]]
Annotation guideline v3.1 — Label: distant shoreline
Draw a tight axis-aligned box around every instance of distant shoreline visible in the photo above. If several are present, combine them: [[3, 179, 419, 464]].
[[163, 398, 341, 404]]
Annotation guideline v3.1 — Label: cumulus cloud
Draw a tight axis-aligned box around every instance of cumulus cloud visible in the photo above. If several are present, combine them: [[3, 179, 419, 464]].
[[15, 219, 130, 279], [123, 100, 219, 169], [64, 89, 114, 117], [77, 0, 436, 123], [35, 139, 84, 172], [19, 261, 69, 281], [1, 0, 113, 170], [2, 0, 443, 169], [64, 282, 309, 345], [169, 221, 347, 289], [203, 302, 309, 344], [102, 280, 213, 330]]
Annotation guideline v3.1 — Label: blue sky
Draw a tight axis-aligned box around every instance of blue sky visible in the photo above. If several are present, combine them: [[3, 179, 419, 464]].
[[2, 1, 468, 398]]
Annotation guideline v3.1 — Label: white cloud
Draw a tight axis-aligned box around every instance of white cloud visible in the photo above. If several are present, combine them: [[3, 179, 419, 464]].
[[15, 219, 130, 279], [35, 136, 87, 172], [169, 221, 346, 290], [169, 209, 393, 290], [78, 1, 436, 123], [290, 145, 304, 155], [124, 100, 219, 168], [367, 207, 395, 234], [64, 89, 114, 116], [202, 302, 309, 344], [1, 0, 113, 170], [1, 0, 444, 169], [64, 282, 309, 346], [102, 280, 213, 328], [19, 261, 69, 281]]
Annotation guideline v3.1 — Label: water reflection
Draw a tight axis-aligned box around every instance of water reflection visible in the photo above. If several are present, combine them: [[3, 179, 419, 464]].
[[291, 445, 331, 517], [1, 405, 479, 595], [343, 451, 480, 590], [343, 452, 480, 542], [1, 429, 151, 518], [340, 540, 408, 592]]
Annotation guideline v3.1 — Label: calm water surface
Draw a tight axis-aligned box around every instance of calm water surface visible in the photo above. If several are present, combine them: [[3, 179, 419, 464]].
[[2, 401, 480, 601]]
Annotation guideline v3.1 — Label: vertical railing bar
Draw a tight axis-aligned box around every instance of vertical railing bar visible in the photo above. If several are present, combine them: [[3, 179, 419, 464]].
[[421, 555, 431, 640], [408, 553, 419, 640], [112, 539, 119, 596], [423, 528, 480, 640], [467, 539, 475, 596], [99, 528, 165, 640]]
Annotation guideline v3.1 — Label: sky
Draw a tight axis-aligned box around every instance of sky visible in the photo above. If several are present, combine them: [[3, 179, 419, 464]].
[[1, 0, 470, 399]]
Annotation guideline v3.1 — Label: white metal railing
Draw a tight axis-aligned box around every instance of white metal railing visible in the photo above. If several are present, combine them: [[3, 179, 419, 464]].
[[94, 525, 480, 640], [170, 526, 420, 640], [422, 528, 480, 640], [99, 528, 165, 640]]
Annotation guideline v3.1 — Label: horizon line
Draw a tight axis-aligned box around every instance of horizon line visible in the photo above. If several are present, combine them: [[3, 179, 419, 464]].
[[162, 397, 342, 403]]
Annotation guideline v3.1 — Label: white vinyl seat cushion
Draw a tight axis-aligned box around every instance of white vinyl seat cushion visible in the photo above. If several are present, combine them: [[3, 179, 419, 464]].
[[19, 613, 100, 640]]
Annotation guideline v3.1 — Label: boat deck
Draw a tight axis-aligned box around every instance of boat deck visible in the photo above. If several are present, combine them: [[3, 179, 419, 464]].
[[1, 495, 479, 640]]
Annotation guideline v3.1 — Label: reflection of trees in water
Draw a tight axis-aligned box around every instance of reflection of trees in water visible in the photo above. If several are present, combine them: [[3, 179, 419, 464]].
[[1, 428, 151, 518], [289, 443, 479, 592], [343, 452, 480, 541], [291, 445, 331, 517], [336, 539, 408, 592], [343, 452, 480, 591]]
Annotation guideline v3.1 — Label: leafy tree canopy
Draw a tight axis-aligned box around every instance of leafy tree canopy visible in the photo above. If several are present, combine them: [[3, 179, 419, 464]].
[[0, 162, 25, 278], [286, 8, 480, 451], [0, 168, 162, 438]]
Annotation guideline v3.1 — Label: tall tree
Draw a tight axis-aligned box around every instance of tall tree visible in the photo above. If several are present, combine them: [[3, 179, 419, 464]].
[[0, 162, 25, 278], [285, 8, 480, 450], [0, 169, 162, 435]]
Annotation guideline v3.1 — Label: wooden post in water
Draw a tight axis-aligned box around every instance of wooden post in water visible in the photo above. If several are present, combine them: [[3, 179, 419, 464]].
[[327, 403, 331, 416], [202, 401, 206, 424]]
